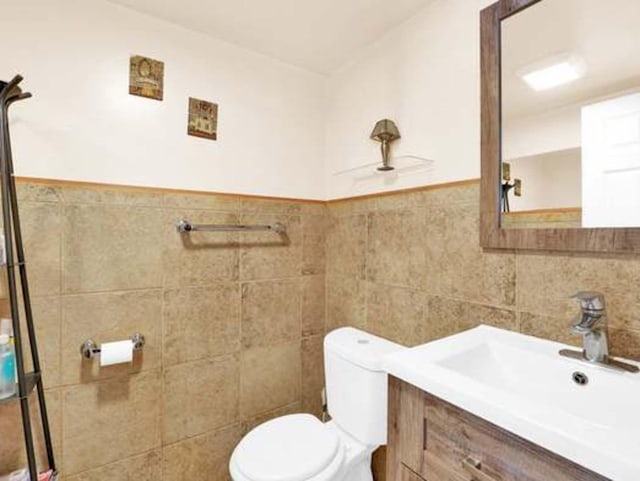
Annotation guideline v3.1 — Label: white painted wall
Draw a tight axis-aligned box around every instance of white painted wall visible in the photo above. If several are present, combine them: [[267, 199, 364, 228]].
[[509, 148, 582, 211], [324, 0, 494, 199], [0, 0, 326, 199]]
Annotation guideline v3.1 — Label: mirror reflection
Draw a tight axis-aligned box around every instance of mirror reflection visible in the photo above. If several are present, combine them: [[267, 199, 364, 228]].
[[501, 0, 640, 229]]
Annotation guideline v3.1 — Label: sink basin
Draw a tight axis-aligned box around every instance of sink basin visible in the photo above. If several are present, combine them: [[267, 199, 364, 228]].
[[384, 325, 640, 481]]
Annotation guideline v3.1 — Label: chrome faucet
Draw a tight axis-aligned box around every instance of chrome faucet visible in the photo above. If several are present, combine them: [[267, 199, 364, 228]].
[[569, 291, 608, 362], [559, 291, 638, 373]]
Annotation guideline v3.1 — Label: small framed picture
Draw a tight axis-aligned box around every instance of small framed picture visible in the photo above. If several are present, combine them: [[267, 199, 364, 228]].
[[129, 55, 164, 101], [188, 97, 218, 140]]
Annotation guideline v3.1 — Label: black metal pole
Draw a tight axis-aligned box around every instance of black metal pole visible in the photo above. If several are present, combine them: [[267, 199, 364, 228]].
[[0, 76, 38, 481], [4, 90, 57, 473]]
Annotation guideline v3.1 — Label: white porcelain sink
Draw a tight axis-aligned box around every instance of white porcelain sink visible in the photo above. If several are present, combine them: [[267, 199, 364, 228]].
[[384, 325, 640, 481]]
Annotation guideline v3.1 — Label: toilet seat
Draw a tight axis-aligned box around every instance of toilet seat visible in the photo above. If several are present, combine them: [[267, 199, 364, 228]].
[[230, 414, 345, 481]]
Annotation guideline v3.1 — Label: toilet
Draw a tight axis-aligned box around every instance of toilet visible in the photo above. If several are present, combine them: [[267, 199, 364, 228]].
[[229, 327, 404, 481]]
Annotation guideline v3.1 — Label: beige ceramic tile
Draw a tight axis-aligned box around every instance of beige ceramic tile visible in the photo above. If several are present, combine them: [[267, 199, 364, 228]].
[[60, 290, 162, 385], [239, 215, 302, 281], [302, 276, 325, 337], [326, 215, 366, 279], [301, 336, 324, 418], [422, 181, 479, 208], [16, 182, 62, 203], [241, 280, 301, 349], [241, 402, 302, 435], [162, 210, 240, 287], [367, 283, 427, 346], [62, 370, 162, 475], [425, 203, 515, 306], [516, 252, 640, 331], [163, 355, 240, 444], [239, 198, 301, 215], [326, 276, 366, 331], [367, 208, 427, 290], [163, 424, 242, 481], [65, 449, 162, 481], [4, 296, 63, 389], [0, 388, 62, 474], [302, 215, 326, 275], [240, 342, 301, 418], [425, 296, 518, 342], [609, 328, 640, 362], [62, 186, 163, 207], [62, 204, 163, 293], [518, 311, 578, 347], [163, 284, 241, 367], [18, 202, 62, 297], [162, 191, 239, 212]]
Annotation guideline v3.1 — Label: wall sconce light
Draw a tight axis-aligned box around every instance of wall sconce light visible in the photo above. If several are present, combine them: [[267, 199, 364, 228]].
[[370, 119, 401, 171]]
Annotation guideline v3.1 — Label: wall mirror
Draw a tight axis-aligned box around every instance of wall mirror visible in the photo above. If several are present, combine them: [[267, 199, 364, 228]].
[[481, 0, 640, 252]]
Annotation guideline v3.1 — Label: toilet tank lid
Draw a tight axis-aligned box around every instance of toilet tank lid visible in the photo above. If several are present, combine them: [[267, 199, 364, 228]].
[[324, 327, 404, 371]]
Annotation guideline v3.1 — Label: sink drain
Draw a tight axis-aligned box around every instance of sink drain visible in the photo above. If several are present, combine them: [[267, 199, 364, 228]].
[[572, 371, 589, 386]]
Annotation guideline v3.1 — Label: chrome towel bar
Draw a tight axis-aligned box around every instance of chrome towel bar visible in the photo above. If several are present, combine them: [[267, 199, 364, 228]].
[[176, 219, 286, 234]]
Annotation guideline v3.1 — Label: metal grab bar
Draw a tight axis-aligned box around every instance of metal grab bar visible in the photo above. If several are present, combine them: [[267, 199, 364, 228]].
[[176, 219, 286, 234]]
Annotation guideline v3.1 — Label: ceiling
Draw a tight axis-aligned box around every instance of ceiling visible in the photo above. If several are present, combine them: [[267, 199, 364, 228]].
[[106, 0, 431, 74], [502, 0, 640, 120]]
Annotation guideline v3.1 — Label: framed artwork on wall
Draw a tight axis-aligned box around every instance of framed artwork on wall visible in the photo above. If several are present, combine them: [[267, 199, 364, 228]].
[[188, 97, 218, 140], [129, 55, 164, 100]]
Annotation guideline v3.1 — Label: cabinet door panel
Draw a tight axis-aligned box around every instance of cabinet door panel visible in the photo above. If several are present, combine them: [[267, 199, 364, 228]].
[[420, 393, 609, 481]]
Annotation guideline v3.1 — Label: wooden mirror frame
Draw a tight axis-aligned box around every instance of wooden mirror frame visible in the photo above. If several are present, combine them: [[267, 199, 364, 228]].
[[480, 0, 640, 253]]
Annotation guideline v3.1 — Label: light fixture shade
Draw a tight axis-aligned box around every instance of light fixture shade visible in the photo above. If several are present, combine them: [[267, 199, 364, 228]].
[[370, 119, 401, 142]]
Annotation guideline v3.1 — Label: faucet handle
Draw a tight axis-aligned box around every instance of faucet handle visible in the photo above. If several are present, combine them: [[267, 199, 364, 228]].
[[570, 291, 605, 312]]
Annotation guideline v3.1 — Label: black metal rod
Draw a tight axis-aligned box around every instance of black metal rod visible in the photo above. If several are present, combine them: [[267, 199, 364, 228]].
[[4, 90, 56, 471], [0, 77, 38, 481]]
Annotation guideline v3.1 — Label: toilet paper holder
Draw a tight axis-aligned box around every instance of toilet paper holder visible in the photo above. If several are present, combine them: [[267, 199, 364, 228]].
[[80, 333, 146, 360]]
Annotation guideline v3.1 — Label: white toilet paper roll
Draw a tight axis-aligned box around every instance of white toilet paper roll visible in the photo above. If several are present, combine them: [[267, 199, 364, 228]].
[[100, 340, 134, 367]]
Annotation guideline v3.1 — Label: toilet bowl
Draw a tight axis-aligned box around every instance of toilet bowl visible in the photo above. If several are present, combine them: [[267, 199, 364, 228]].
[[230, 414, 375, 481], [229, 328, 404, 481]]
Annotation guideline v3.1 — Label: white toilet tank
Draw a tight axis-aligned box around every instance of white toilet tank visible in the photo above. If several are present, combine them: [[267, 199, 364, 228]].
[[324, 328, 404, 447]]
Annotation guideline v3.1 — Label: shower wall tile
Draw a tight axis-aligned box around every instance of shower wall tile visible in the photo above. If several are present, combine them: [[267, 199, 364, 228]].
[[163, 354, 240, 444], [301, 335, 324, 418], [162, 210, 240, 287], [326, 275, 366, 331], [366, 283, 428, 347], [15, 296, 62, 389], [326, 214, 366, 279], [0, 388, 62, 473], [163, 283, 241, 366], [65, 449, 162, 481], [163, 424, 242, 481], [62, 369, 162, 475], [62, 186, 164, 207], [240, 341, 301, 418], [162, 191, 240, 212], [367, 208, 427, 290], [302, 275, 325, 337], [239, 214, 302, 280], [0, 180, 327, 479], [424, 202, 515, 307], [241, 280, 301, 349], [61, 204, 164, 293], [60, 290, 162, 385], [20, 201, 62, 297], [16, 182, 62, 203], [302, 214, 327, 275]]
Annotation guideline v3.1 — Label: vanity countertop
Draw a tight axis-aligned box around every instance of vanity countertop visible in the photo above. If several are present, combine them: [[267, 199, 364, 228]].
[[384, 325, 640, 481]]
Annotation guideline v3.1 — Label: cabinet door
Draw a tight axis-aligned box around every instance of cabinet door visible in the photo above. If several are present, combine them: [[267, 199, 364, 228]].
[[400, 465, 426, 481], [421, 393, 610, 481], [387, 377, 425, 481]]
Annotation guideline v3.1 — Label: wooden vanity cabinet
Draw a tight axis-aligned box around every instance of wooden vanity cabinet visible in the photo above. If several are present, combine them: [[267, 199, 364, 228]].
[[386, 376, 609, 481]]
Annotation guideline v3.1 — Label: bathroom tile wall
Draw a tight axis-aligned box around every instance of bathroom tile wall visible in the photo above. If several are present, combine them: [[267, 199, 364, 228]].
[[0, 180, 327, 480], [326, 180, 640, 360]]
